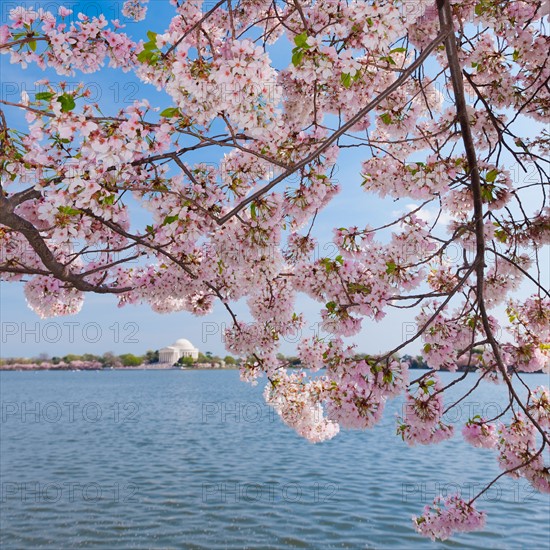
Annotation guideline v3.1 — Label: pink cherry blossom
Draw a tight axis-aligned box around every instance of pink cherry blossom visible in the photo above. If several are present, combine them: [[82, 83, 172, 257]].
[[413, 495, 486, 541]]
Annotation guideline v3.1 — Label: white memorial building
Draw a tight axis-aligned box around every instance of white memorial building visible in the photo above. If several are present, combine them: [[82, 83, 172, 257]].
[[158, 338, 200, 364]]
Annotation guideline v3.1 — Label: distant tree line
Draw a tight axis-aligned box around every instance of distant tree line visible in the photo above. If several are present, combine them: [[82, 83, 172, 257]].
[[1, 350, 490, 372], [0, 349, 243, 369], [0, 350, 158, 367], [176, 352, 238, 366]]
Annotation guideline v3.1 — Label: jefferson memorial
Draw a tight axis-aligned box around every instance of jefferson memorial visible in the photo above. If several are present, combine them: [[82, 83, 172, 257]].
[[158, 339, 200, 364]]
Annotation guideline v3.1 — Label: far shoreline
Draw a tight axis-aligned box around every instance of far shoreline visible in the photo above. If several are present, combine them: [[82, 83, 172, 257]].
[[0, 364, 239, 372]]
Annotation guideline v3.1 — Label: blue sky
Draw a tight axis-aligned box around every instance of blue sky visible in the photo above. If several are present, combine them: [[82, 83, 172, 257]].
[[0, 1, 548, 359]]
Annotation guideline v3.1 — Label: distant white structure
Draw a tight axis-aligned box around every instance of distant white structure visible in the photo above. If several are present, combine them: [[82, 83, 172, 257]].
[[158, 339, 199, 364]]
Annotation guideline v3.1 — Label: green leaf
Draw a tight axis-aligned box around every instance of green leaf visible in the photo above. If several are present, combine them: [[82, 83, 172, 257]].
[[58, 205, 80, 216], [147, 30, 157, 42], [425, 379, 435, 386], [292, 49, 304, 67], [390, 47, 407, 54], [160, 107, 180, 118], [474, 3, 483, 16], [58, 94, 76, 113], [137, 50, 149, 63], [494, 229, 507, 243], [325, 301, 337, 313], [335, 255, 344, 265], [250, 202, 256, 219], [485, 169, 499, 183], [29, 40, 36, 52], [380, 112, 392, 125], [137, 49, 159, 64], [423, 343, 432, 353], [293, 32, 309, 49], [320, 257, 333, 273], [481, 185, 494, 202], [340, 73, 352, 88], [348, 282, 371, 295], [385, 260, 397, 275], [146, 225, 155, 234], [103, 194, 115, 205], [162, 215, 179, 225], [35, 92, 54, 101], [512, 49, 520, 62]]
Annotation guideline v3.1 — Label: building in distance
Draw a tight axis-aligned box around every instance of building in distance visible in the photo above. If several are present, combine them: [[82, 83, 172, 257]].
[[158, 339, 199, 364]]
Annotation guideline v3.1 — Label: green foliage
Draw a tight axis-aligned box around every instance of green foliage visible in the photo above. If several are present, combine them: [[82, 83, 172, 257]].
[[485, 169, 499, 183], [144, 350, 159, 364], [58, 94, 76, 113], [62, 354, 82, 363], [162, 214, 179, 225], [35, 92, 54, 101], [160, 107, 180, 118], [58, 205, 81, 216], [118, 353, 143, 367], [137, 31, 160, 64], [341, 73, 352, 88], [291, 31, 311, 67], [385, 260, 397, 275]]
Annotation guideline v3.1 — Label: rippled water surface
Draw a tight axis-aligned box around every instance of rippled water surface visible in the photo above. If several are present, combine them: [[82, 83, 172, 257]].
[[0, 369, 548, 549]]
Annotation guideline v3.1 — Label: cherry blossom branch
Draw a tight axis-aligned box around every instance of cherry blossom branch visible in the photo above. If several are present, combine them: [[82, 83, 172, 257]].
[[216, 27, 452, 225], [468, 443, 546, 505], [437, 0, 549, 448], [0, 200, 131, 293], [162, 0, 228, 58]]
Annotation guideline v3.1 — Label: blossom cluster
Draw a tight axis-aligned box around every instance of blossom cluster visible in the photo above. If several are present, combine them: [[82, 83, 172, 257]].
[[413, 494, 486, 541], [397, 374, 454, 445]]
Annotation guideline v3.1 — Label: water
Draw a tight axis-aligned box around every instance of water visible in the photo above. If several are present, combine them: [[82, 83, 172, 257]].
[[0, 369, 548, 549]]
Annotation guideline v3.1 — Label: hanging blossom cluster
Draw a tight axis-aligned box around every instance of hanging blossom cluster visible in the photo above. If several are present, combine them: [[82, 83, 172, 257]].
[[397, 374, 454, 445], [1, 0, 549, 540], [264, 370, 340, 443], [462, 419, 498, 449], [502, 298, 550, 374], [23, 274, 84, 318], [413, 495, 487, 541], [497, 414, 550, 493]]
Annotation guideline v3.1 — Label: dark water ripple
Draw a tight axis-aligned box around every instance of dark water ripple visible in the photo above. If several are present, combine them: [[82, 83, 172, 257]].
[[0, 369, 548, 549]]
